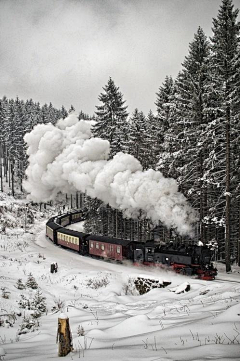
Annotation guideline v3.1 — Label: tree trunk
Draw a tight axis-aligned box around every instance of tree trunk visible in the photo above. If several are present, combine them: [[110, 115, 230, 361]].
[[225, 106, 231, 272], [0, 159, 3, 192], [76, 192, 78, 209], [57, 316, 72, 357], [11, 163, 14, 197]]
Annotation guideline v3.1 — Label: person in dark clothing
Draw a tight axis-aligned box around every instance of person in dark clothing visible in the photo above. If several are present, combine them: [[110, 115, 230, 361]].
[[50, 263, 55, 273]]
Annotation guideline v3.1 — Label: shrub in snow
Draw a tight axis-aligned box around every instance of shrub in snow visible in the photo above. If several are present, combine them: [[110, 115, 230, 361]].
[[51, 298, 65, 313], [31, 290, 47, 314], [0, 312, 17, 328], [77, 325, 85, 336], [1, 288, 10, 299], [18, 316, 39, 335], [134, 277, 171, 295], [25, 273, 38, 289], [122, 278, 139, 295], [18, 290, 47, 316], [18, 294, 31, 309], [16, 279, 25, 290], [86, 275, 109, 289], [0, 347, 6, 360]]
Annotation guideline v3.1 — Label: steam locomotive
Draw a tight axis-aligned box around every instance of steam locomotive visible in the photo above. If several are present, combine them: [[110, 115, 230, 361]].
[[46, 209, 217, 280]]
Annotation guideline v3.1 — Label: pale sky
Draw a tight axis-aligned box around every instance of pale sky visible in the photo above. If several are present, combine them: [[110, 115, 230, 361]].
[[1, 0, 240, 116]]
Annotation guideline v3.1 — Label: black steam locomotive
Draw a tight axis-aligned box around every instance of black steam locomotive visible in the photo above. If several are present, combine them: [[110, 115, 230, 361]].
[[46, 209, 217, 280]]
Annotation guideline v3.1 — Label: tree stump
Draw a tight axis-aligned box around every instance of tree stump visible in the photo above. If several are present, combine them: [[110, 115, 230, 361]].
[[56, 314, 72, 357]]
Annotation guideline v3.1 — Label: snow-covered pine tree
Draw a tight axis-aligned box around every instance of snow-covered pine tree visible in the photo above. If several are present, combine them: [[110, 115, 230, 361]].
[[26, 273, 38, 290], [128, 109, 151, 169], [155, 75, 175, 134], [145, 110, 159, 170], [157, 28, 212, 244], [206, 0, 240, 271], [16, 278, 25, 290], [60, 105, 68, 119], [173, 27, 210, 242], [86, 78, 129, 236], [155, 76, 178, 179], [0, 97, 10, 189], [31, 289, 47, 315], [92, 77, 129, 158]]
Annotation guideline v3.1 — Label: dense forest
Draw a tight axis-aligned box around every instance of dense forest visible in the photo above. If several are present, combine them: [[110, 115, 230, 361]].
[[0, 0, 239, 271]]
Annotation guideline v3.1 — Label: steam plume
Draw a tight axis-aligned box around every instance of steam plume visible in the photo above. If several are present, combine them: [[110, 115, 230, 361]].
[[23, 113, 198, 235]]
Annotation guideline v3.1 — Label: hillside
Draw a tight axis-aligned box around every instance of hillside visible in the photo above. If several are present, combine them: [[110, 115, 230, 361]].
[[0, 194, 239, 361]]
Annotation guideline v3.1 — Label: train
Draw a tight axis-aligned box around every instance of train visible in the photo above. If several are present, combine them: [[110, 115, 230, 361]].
[[46, 209, 218, 280]]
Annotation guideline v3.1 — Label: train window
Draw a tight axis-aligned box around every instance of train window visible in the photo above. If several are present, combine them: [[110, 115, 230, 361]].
[[90, 242, 94, 248], [96, 243, 99, 249], [116, 246, 121, 254], [101, 244, 105, 250]]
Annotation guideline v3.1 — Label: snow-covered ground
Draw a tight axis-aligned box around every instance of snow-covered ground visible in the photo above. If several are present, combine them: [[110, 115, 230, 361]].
[[0, 196, 240, 361]]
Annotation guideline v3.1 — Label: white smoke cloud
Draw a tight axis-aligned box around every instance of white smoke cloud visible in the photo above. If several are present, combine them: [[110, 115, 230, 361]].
[[23, 113, 198, 235]]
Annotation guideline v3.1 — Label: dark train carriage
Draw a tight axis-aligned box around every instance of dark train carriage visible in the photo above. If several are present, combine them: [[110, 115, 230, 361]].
[[56, 228, 89, 255], [46, 222, 62, 244], [70, 210, 84, 224], [56, 214, 71, 227], [86, 234, 133, 261]]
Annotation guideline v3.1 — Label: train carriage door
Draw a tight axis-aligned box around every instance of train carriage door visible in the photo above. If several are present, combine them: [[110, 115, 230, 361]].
[[109, 244, 114, 259]]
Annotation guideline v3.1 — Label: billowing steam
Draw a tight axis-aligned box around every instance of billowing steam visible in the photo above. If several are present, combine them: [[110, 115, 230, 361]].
[[23, 113, 198, 235]]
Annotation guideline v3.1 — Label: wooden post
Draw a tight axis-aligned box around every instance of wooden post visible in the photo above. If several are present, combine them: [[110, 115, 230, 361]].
[[56, 314, 72, 357]]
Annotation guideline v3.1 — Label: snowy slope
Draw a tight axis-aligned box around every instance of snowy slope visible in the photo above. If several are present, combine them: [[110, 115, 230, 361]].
[[0, 198, 240, 361]]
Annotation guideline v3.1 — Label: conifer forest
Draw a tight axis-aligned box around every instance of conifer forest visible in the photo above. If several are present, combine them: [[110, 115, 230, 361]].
[[0, 0, 239, 272]]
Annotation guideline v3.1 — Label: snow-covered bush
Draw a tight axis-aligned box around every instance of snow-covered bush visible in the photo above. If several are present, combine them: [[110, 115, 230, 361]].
[[1, 288, 10, 299], [51, 297, 65, 313], [18, 316, 39, 335], [122, 278, 138, 295], [77, 325, 85, 336], [16, 279, 25, 290], [25, 273, 38, 289], [18, 294, 31, 310], [86, 275, 109, 289], [31, 290, 47, 314]]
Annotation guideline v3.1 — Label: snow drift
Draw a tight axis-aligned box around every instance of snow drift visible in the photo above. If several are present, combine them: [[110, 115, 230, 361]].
[[23, 113, 198, 235]]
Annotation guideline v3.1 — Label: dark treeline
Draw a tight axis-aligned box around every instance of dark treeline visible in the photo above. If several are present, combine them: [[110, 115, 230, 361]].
[[0, 0, 239, 270]]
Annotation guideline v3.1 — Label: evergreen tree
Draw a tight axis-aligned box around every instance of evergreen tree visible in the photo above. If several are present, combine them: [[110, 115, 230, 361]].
[[155, 75, 175, 132], [157, 28, 211, 245], [68, 105, 75, 113], [26, 273, 38, 289], [173, 27, 211, 242], [207, 0, 240, 271], [31, 290, 47, 314], [92, 77, 129, 157], [128, 109, 151, 169]]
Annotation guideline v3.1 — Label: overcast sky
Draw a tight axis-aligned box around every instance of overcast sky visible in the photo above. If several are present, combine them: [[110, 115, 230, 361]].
[[1, 0, 240, 116]]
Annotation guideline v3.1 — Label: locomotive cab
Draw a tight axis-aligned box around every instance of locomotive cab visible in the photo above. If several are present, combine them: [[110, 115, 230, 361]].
[[133, 248, 144, 263], [144, 246, 155, 263]]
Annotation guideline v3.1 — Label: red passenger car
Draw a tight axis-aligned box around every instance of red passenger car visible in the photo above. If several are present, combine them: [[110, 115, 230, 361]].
[[56, 228, 87, 254], [86, 234, 132, 262]]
